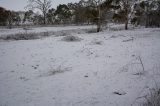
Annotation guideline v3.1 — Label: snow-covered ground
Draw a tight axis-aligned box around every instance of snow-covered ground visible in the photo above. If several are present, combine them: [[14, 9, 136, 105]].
[[0, 26, 160, 106]]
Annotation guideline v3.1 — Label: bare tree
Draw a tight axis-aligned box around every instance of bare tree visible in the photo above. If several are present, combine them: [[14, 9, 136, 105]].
[[26, 0, 51, 25]]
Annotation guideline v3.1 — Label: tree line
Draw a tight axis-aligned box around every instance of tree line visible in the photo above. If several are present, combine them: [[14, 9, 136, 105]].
[[0, 0, 160, 31]]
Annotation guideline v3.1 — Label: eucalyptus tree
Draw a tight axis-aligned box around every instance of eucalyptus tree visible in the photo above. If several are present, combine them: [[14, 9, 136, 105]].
[[112, 0, 136, 30]]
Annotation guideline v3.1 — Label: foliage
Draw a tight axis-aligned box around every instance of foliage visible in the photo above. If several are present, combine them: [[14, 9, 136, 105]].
[[55, 4, 72, 24], [23, 10, 34, 23], [1, 0, 160, 29], [112, 0, 135, 30], [132, 0, 160, 27], [0, 7, 9, 26], [46, 8, 55, 24]]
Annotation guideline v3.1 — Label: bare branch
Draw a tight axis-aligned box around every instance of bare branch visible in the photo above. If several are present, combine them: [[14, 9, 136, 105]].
[[138, 56, 145, 72], [26, 0, 51, 24]]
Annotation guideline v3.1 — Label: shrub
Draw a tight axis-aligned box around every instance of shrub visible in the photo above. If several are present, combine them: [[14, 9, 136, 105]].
[[0, 31, 50, 40], [141, 88, 160, 106], [61, 35, 82, 42]]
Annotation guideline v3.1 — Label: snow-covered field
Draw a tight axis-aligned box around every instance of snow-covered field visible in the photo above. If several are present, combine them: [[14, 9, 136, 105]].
[[0, 25, 160, 106]]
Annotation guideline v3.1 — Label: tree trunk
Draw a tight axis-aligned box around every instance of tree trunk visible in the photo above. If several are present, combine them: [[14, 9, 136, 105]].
[[125, 20, 128, 30], [8, 23, 12, 29], [145, 15, 148, 28], [43, 16, 46, 25], [145, 7, 149, 28], [43, 12, 46, 25], [97, 20, 101, 32], [8, 13, 12, 29], [97, 5, 101, 32]]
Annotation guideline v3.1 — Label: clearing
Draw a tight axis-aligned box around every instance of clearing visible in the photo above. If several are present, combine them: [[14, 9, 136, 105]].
[[0, 25, 160, 106]]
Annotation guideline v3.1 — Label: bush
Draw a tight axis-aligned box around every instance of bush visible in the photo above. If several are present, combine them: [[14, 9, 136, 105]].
[[0, 32, 50, 40], [3, 33, 38, 40], [61, 35, 82, 42], [86, 29, 97, 33], [141, 88, 160, 106]]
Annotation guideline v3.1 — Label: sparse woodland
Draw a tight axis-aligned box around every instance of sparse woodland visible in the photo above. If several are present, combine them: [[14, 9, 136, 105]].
[[0, 0, 160, 31]]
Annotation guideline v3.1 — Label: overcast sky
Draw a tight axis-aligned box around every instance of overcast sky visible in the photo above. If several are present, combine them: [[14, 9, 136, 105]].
[[0, 0, 80, 11]]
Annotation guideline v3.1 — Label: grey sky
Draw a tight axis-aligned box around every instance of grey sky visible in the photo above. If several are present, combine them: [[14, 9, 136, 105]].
[[0, 0, 80, 11]]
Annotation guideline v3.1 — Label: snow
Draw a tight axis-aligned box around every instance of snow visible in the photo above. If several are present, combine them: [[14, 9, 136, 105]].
[[0, 26, 160, 106]]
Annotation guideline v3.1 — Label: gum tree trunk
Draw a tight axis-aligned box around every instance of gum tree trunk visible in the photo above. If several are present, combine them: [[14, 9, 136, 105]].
[[97, 4, 101, 32], [125, 20, 128, 30]]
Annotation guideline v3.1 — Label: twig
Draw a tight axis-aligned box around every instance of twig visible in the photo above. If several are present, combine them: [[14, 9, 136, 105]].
[[138, 56, 145, 72]]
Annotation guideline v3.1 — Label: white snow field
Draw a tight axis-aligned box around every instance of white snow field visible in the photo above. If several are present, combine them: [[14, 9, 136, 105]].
[[0, 25, 160, 106]]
